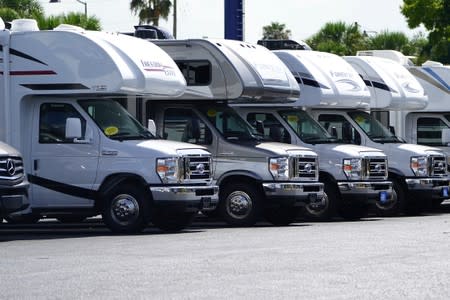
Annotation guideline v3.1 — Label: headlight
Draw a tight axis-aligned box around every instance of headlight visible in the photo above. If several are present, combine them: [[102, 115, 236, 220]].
[[410, 156, 429, 176], [156, 157, 181, 183], [343, 158, 362, 180], [269, 157, 290, 180]]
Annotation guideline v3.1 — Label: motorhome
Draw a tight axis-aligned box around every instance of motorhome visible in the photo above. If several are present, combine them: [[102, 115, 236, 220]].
[[235, 50, 393, 220], [128, 39, 325, 226], [356, 50, 450, 206], [0, 141, 29, 219], [308, 54, 450, 214], [0, 19, 218, 233]]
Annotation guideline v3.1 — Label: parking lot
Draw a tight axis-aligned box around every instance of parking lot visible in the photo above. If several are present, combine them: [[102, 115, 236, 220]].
[[1, 203, 450, 299]]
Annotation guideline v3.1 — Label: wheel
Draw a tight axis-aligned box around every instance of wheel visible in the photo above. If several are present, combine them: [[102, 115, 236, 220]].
[[102, 184, 150, 234], [219, 182, 262, 226], [374, 179, 404, 217], [5, 214, 40, 224], [56, 216, 86, 223], [264, 207, 300, 226], [303, 181, 336, 221], [151, 211, 197, 232]]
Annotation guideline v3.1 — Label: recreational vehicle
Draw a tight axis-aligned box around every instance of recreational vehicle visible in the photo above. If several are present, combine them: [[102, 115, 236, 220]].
[[234, 50, 393, 220], [0, 19, 218, 233], [307, 54, 450, 214], [129, 39, 324, 226]]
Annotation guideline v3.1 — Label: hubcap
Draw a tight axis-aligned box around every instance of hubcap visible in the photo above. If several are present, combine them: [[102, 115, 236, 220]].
[[110, 194, 140, 226], [226, 191, 253, 220], [306, 192, 329, 215], [377, 189, 397, 211]]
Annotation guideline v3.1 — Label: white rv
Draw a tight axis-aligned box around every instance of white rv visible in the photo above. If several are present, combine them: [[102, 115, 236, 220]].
[[129, 39, 325, 226], [235, 50, 393, 220], [311, 54, 450, 214], [356, 50, 450, 206], [0, 19, 219, 233]]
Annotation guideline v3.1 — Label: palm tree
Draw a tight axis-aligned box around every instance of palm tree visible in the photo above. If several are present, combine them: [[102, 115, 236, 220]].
[[306, 21, 368, 55], [262, 22, 291, 39], [130, 0, 172, 26]]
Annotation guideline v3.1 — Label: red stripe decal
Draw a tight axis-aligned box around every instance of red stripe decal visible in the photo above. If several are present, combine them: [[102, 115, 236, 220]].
[[0, 70, 56, 75]]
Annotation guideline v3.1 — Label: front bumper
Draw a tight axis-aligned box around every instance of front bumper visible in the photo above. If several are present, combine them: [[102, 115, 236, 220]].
[[262, 182, 324, 207], [405, 178, 450, 200], [338, 181, 393, 204], [150, 185, 219, 212], [0, 181, 30, 217]]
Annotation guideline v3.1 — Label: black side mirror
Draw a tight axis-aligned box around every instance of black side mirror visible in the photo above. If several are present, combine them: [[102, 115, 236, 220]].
[[389, 126, 396, 135], [255, 120, 264, 135]]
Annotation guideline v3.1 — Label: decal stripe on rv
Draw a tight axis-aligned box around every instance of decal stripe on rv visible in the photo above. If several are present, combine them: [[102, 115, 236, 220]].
[[20, 83, 89, 90], [0, 46, 48, 65], [28, 174, 97, 200], [423, 67, 450, 91]]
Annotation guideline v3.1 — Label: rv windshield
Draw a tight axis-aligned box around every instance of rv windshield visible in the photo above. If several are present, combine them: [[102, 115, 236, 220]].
[[348, 111, 403, 143], [278, 110, 338, 144], [79, 99, 154, 140], [198, 105, 262, 143]]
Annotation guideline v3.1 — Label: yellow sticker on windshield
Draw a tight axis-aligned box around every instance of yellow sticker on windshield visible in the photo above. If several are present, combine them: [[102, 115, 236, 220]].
[[104, 126, 119, 136], [355, 116, 365, 124], [207, 109, 217, 117], [287, 115, 299, 122]]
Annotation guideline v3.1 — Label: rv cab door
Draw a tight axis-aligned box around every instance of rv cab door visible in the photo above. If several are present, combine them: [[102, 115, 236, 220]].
[[30, 100, 100, 209]]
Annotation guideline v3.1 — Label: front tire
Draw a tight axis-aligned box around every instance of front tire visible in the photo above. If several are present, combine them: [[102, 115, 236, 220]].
[[303, 181, 336, 221], [375, 179, 404, 217], [102, 184, 150, 234], [219, 182, 262, 226]]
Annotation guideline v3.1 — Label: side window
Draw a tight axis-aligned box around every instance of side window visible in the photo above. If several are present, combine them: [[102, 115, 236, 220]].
[[417, 117, 448, 146], [39, 103, 86, 144], [247, 113, 291, 143], [318, 114, 361, 145], [163, 108, 212, 145], [175, 60, 211, 86]]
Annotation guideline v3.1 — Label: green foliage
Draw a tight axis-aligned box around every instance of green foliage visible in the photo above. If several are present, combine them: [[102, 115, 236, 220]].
[[36, 12, 101, 30], [130, 0, 172, 26], [306, 21, 368, 55], [401, 0, 450, 63], [262, 22, 291, 39], [0, 0, 44, 21]]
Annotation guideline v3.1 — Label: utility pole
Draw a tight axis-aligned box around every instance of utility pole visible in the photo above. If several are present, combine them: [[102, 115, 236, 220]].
[[173, 0, 177, 38]]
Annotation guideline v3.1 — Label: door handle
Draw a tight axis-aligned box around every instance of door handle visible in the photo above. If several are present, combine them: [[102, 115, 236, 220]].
[[33, 159, 39, 171]]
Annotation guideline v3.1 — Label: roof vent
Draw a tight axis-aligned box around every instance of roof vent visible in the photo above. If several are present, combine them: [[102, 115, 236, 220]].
[[10, 19, 39, 32]]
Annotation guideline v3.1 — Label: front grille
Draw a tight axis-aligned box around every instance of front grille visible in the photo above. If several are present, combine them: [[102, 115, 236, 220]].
[[430, 155, 447, 177], [0, 156, 24, 181], [292, 156, 318, 180], [183, 155, 212, 180], [365, 157, 388, 179]]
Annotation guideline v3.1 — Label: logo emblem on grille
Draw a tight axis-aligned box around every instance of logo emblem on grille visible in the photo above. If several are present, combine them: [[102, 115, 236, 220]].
[[304, 163, 313, 173], [6, 158, 16, 176], [435, 162, 445, 172], [196, 163, 205, 174], [374, 164, 382, 172]]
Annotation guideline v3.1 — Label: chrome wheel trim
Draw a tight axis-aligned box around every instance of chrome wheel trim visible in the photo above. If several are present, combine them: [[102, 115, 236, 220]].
[[305, 192, 329, 216], [376, 188, 398, 211], [110, 194, 140, 226], [226, 190, 253, 220]]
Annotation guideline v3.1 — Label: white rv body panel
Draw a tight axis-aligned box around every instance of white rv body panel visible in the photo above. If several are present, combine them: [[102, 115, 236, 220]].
[[344, 56, 428, 110], [272, 50, 371, 108], [0, 23, 219, 231], [152, 39, 300, 102]]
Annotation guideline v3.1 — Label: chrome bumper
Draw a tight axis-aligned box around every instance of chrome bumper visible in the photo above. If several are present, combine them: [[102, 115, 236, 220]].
[[338, 181, 393, 194], [262, 182, 324, 198], [150, 185, 219, 211]]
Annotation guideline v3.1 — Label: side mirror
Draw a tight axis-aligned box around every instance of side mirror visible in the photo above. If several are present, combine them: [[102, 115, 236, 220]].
[[389, 126, 396, 136], [255, 120, 264, 135], [442, 128, 450, 146], [65, 117, 82, 139], [147, 119, 156, 136], [331, 126, 338, 138]]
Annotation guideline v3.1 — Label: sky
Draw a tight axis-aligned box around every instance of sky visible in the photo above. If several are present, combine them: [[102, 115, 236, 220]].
[[42, 0, 426, 44]]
